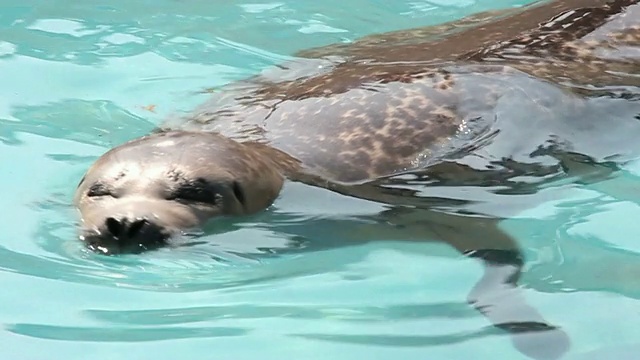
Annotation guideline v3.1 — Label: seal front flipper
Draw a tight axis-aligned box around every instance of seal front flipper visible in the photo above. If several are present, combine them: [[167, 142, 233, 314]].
[[417, 212, 570, 360], [464, 248, 570, 360], [304, 176, 567, 359], [316, 199, 571, 359]]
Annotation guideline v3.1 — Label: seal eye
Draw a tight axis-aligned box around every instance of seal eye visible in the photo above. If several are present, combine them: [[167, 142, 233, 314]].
[[87, 183, 113, 198], [169, 183, 218, 205]]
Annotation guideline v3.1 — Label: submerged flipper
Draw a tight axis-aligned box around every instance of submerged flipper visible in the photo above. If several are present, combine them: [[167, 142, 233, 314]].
[[465, 248, 570, 360], [414, 210, 570, 360], [290, 197, 572, 359]]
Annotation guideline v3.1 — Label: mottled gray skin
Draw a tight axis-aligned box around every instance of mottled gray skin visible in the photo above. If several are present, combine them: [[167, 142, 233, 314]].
[[74, 1, 640, 360], [183, 66, 496, 184], [178, 64, 638, 185]]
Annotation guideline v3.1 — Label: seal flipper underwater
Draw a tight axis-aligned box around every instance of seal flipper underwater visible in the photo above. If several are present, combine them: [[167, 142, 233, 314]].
[[369, 208, 571, 360], [73, 1, 640, 359]]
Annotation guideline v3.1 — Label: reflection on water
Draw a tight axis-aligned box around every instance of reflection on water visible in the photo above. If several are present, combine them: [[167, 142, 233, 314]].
[[0, 99, 157, 147]]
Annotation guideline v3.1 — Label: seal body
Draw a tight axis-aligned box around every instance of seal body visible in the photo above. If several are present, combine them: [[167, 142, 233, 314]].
[[180, 66, 552, 183], [74, 0, 640, 254], [177, 64, 640, 185]]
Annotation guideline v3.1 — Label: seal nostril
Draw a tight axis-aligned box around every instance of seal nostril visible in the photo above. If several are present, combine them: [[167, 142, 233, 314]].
[[128, 219, 147, 238], [105, 217, 123, 237]]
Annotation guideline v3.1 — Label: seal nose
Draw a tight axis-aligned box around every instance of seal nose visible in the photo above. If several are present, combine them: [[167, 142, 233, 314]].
[[97, 216, 167, 254], [105, 217, 147, 239]]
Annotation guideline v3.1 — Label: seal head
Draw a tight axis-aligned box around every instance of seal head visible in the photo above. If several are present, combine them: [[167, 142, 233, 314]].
[[74, 131, 284, 254]]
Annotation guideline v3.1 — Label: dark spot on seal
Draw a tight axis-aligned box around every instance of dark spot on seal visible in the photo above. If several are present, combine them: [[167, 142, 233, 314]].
[[388, 126, 415, 139], [438, 82, 451, 90], [374, 156, 398, 175], [353, 150, 372, 167], [395, 144, 418, 157]]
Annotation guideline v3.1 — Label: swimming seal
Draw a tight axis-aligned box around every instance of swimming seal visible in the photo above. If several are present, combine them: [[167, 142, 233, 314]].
[[74, 1, 640, 359]]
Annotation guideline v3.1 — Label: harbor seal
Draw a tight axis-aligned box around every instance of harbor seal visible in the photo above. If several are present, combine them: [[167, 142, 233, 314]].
[[73, 1, 640, 359]]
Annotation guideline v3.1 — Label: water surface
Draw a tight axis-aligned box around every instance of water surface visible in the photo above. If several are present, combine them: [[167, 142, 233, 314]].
[[1, 1, 640, 359]]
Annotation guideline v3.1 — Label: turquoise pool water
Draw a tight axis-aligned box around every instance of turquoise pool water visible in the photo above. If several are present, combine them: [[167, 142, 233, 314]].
[[2, 1, 640, 359]]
